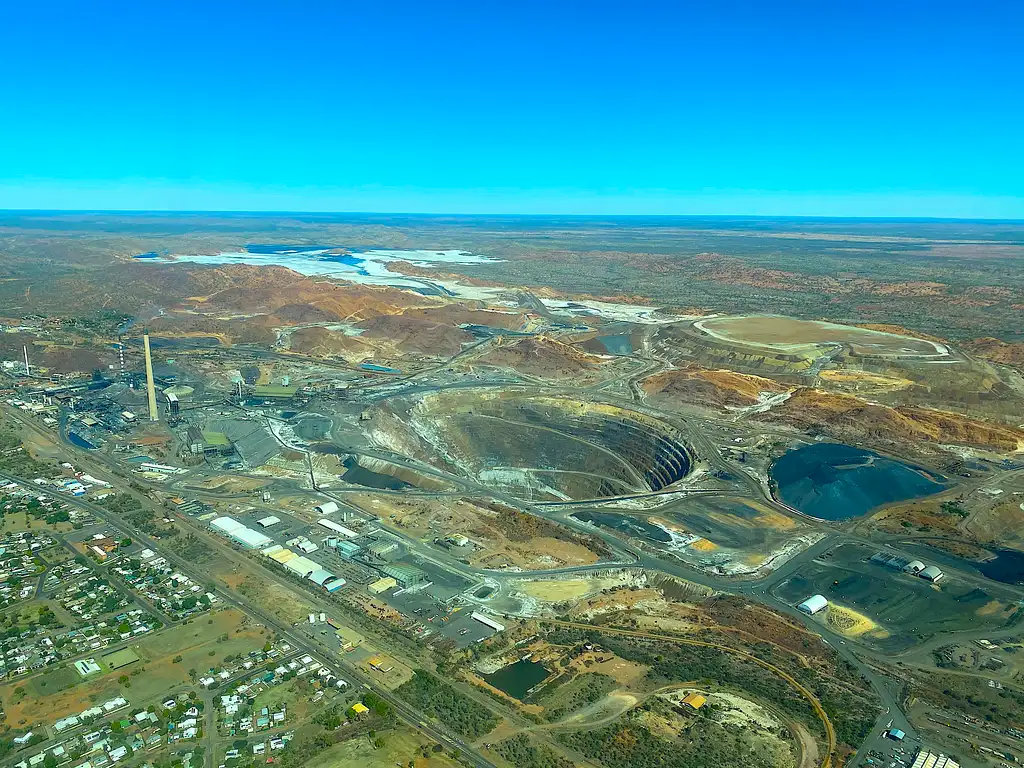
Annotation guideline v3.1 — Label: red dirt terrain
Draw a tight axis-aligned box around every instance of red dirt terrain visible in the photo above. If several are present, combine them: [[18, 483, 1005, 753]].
[[761, 388, 1024, 452], [357, 315, 474, 357], [192, 275, 429, 321], [288, 326, 373, 359], [964, 338, 1024, 371], [475, 336, 605, 379], [642, 366, 788, 409]]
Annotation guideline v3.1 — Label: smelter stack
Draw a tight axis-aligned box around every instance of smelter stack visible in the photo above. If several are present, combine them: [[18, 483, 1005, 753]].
[[143, 333, 159, 422]]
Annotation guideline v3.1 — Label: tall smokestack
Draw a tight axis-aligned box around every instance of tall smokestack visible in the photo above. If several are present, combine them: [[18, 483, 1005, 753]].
[[22, 346, 30, 376], [143, 333, 159, 422]]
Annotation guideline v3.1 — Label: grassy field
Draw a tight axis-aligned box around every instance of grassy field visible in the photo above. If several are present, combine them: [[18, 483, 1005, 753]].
[[0, 510, 73, 535], [0, 607, 268, 727], [102, 647, 141, 670], [306, 727, 460, 768]]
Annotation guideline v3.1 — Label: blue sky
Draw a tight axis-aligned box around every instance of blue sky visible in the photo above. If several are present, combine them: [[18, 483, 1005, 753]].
[[1, 1, 1021, 217]]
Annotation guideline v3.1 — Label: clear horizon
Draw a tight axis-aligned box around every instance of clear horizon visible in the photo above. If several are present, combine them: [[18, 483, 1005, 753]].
[[2, 204, 1023, 223], [2, 1, 1021, 218]]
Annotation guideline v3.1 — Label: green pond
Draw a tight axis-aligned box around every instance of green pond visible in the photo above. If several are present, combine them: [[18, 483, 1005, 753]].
[[484, 659, 550, 700]]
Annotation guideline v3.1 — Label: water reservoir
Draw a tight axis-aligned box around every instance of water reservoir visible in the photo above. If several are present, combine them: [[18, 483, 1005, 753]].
[[484, 659, 550, 700]]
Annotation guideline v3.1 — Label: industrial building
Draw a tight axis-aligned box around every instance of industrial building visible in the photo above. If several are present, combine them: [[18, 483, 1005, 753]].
[[797, 594, 828, 615], [380, 563, 427, 588], [308, 569, 336, 586], [259, 545, 345, 592], [210, 517, 273, 549], [871, 552, 911, 571], [470, 612, 505, 632], [252, 384, 298, 400], [919, 565, 944, 582], [910, 751, 960, 768], [317, 518, 358, 537], [367, 539, 399, 558], [286, 535, 319, 554], [368, 577, 397, 594], [315, 501, 339, 516], [201, 431, 233, 456], [870, 552, 928, 575], [257, 516, 281, 528], [283, 555, 319, 579], [323, 576, 347, 592], [335, 540, 362, 558]]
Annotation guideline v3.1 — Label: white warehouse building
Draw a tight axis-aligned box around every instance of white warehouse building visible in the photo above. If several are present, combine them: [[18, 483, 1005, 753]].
[[797, 594, 829, 615], [318, 518, 358, 538], [210, 517, 273, 549]]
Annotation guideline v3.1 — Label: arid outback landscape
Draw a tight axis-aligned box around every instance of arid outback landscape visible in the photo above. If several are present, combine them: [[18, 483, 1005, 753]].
[[1, 212, 1023, 768]]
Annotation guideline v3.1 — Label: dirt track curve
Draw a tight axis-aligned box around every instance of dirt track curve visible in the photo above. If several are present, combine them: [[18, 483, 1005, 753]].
[[540, 619, 837, 768]]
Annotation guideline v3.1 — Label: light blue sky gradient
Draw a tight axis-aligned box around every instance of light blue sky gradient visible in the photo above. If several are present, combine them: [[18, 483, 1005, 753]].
[[1, 1, 1021, 217]]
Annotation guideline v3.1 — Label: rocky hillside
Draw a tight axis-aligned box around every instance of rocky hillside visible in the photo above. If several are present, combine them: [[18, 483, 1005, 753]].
[[642, 366, 788, 409], [761, 388, 1024, 453], [964, 338, 1024, 371], [475, 336, 604, 379], [357, 315, 474, 358]]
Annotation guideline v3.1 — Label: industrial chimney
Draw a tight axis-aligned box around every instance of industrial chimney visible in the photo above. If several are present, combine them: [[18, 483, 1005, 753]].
[[143, 333, 159, 422]]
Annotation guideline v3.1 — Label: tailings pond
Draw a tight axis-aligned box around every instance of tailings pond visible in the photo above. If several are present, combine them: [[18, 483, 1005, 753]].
[[595, 334, 634, 355], [484, 659, 550, 700], [771, 443, 946, 521], [978, 549, 1024, 586], [340, 457, 410, 490]]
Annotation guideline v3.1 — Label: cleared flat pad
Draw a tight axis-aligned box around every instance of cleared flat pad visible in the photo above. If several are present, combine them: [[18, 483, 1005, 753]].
[[103, 648, 140, 669], [696, 315, 948, 356]]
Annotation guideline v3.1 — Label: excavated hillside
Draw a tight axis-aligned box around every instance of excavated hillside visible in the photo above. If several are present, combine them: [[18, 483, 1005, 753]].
[[761, 389, 1024, 452], [475, 336, 605, 379], [288, 327, 373, 359], [270, 302, 342, 324], [642, 366, 788, 409], [357, 315, 474, 357]]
